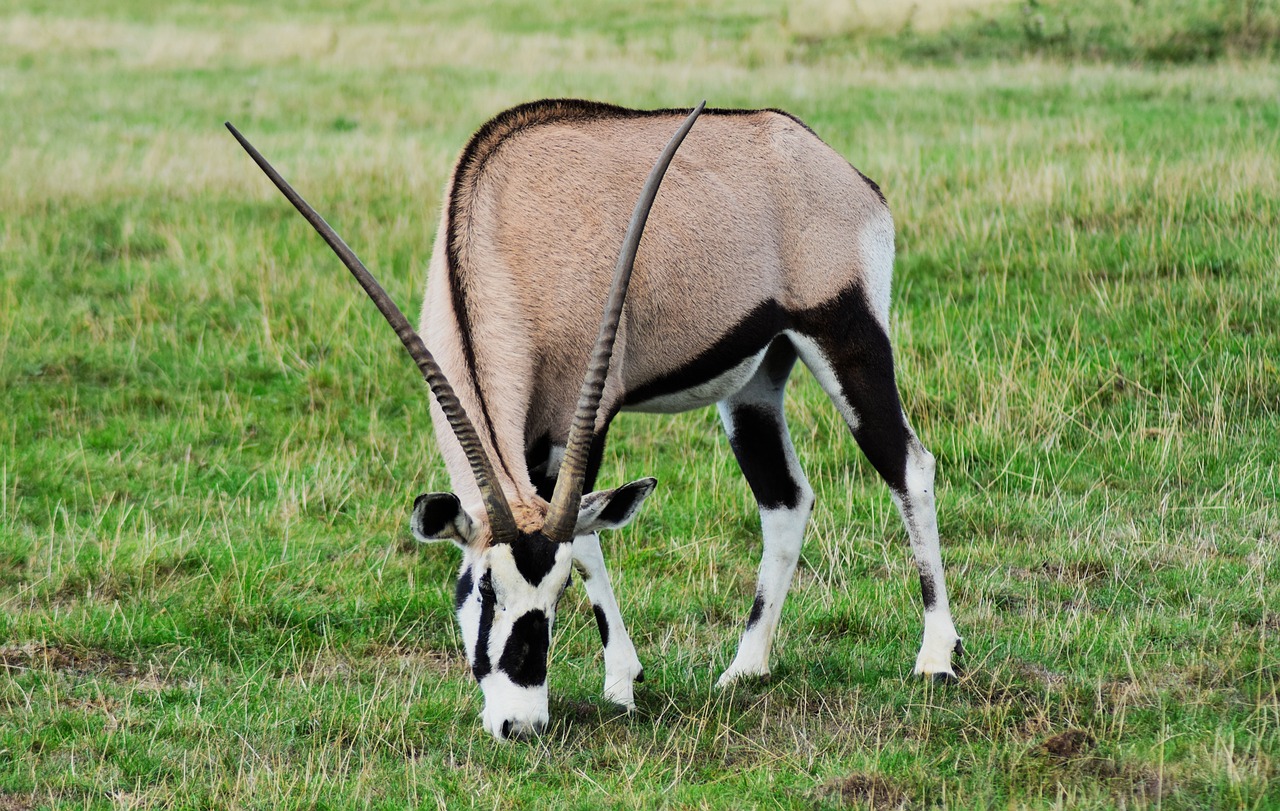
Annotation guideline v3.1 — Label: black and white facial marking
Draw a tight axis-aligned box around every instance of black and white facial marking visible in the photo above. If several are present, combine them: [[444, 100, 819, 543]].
[[413, 480, 657, 741], [454, 533, 574, 740]]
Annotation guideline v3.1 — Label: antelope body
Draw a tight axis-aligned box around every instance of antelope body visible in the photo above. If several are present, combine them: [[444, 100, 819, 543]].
[[228, 99, 961, 743]]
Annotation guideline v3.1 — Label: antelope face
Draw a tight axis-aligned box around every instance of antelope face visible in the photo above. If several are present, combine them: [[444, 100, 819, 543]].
[[452, 535, 573, 739], [412, 478, 656, 740]]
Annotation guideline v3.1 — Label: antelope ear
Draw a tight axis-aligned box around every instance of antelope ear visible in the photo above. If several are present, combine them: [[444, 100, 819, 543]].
[[411, 493, 480, 549], [574, 477, 657, 536]]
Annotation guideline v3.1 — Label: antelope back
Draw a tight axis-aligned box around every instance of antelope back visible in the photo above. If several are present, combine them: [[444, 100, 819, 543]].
[[426, 100, 893, 492]]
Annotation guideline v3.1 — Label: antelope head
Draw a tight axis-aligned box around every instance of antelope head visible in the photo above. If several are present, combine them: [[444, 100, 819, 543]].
[[227, 102, 704, 740]]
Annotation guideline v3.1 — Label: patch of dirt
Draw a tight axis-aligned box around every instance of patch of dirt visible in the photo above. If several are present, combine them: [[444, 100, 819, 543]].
[[0, 795, 36, 811], [556, 698, 602, 724], [972, 664, 1055, 707], [297, 645, 465, 682], [1014, 660, 1066, 688], [1039, 560, 1109, 584], [50, 574, 124, 605], [361, 643, 463, 677], [818, 774, 909, 810], [62, 694, 119, 713], [696, 601, 734, 625], [0, 642, 137, 679], [0, 643, 173, 693], [989, 591, 1027, 613], [1025, 729, 1175, 803], [61, 694, 125, 732], [50, 555, 209, 607], [1036, 728, 1094, 758]]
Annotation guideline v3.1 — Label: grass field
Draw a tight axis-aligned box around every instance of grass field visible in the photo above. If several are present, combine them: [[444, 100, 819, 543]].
[[2, 0, 1278, 808]]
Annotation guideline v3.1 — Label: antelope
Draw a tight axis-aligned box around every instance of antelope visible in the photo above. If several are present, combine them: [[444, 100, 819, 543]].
[[227, 99, 961, 741]]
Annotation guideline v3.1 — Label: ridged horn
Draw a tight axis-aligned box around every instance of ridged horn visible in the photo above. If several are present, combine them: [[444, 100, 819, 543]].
[[542, 101, 705, 542], [225, 122, 518, 544]]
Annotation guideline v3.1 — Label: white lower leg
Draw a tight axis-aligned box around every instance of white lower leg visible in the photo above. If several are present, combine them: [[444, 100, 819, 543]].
[[717, 498, 813, 686], [897, 442, 962, 677], [572, 532, 643, 708]]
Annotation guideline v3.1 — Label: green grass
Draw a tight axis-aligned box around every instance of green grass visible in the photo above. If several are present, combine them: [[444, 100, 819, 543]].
[[1, 1, 1278, 808]]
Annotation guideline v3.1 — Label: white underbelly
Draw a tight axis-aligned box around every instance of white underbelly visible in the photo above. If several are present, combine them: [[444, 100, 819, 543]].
[[623, 348, 768, 414]]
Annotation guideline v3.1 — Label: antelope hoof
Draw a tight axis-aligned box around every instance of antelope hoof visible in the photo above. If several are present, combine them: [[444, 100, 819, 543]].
[[604, 683, 636, 710], [715, 663, 770, 689], [913, 635, 963, 680], [603, 658, 644, 709]]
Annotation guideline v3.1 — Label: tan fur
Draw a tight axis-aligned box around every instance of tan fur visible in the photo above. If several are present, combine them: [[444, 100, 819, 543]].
[[511, 500, 549, 534], [419, 101, 891, 531]]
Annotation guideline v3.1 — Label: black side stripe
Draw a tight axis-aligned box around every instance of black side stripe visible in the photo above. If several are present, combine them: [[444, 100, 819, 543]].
[[443, 274, 514, 484], [625, 298, 787, 407]]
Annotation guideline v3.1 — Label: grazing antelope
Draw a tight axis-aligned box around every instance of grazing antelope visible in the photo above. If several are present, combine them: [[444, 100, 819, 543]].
[[227, 99, 961, 742]]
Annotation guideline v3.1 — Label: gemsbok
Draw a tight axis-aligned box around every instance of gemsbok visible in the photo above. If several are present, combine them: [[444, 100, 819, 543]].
[[227, 99, 961, 741]]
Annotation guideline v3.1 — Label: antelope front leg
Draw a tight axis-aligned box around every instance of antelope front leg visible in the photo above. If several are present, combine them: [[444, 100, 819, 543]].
[[572, 531, 644, 708]]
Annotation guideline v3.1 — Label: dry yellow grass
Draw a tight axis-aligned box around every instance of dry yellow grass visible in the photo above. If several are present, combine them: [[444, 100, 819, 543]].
[[787, 0, 1014, 36]]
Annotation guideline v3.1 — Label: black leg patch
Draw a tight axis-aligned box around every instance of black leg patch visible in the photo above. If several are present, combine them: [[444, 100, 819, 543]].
[[746, 592, 766, 629], [499, 610, 550, 687], [526, 417, 614, 507], [592, 604, 610, 648], [727, 405, 801, 511], [583, 420, 613, 495], [525, 432, 555, 501], [918, 570, 937, 611]]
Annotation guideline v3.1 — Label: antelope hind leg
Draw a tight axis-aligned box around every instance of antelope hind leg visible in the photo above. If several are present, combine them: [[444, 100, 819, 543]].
[[713, 340, 815, 687], [790, 325, 962, 681]]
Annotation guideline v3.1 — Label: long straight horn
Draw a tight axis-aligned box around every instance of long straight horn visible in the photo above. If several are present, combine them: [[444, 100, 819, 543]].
[[543, 101, 705, 542], [225, 122, 518, 544]]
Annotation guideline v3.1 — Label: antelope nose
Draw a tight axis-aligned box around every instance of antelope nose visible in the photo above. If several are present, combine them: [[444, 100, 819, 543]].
[[501, 718, 547, 740]]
